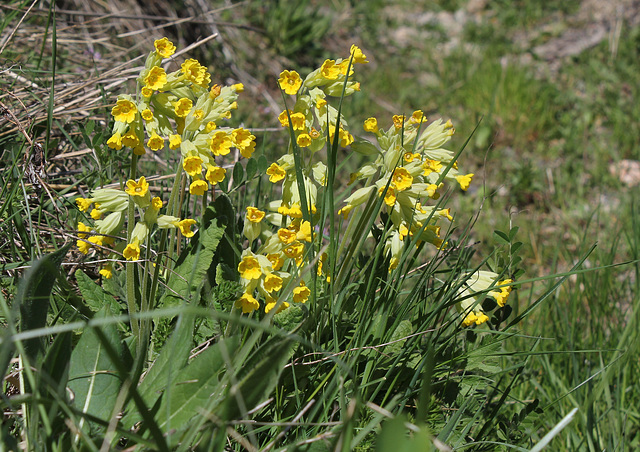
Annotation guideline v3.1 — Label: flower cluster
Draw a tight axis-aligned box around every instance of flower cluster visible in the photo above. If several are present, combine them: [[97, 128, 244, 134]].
[[456, 271, 513, 327], [75, 176, 196, 276], [107, 37, 256, 196], [341, 112, 474, 271], [231, 46, 368, 314]]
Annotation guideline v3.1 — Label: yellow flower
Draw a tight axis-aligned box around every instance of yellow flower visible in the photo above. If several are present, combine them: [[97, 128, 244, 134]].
[[123, 241, 140, 261], [209, 84, 222, 99], [205, 165, 226, 184], [189, 179, 208, 196], [320, 60, 340, 80], [99, 265, 113, 279], [266, 163, 286, 183], [293, 282, 310, 303], [181, 58, 211, 88], [147, 133, 164, 151], [107, 132, 123, 150], [265, 297, 289, 314], [349, 45, 368, 64], [154, 37, 176, 58], [141, 86, 153, 98], [234, 129, 256, 158], [77, 238, 92, 254], [125, 176, 149, 197], [490, 279, 513, 307], [246, 207, 265, 223], [392, 114, 405, 129], [391, 167, 413, 191], [169, 134, 182, 150], [232, 83, 244, 92], [111, 98, 137, 123], [283, 241, 304, 259], [174, 98, 193, 118], [297, 133, 312, 147], [235, 292, 260, 314], [205, 121, 217, 133], [290, 113, 306, 131], [144, 66, 167, 91], [264, 273, 283, 293], [278, 110, 291, 127], [238, 256, 262, 280], [141, 108, 154, 121], [462, 311, 489, 327], [178, 219, 197, 237], [364, 117, 378, 133], [122, 131, 140, 147], [183, 154, 203, 176], [379, 185, 397, 206], [410, 110, 427, 124], [76, 198, 92, 212], [267, 253, 284, 271], [277, 228, 297, 244], [209, 131, 232, 156], [90, 208, 102, 220], [278, 70, 302, 95], [423, 159, 443, 176], [456, 173, 474, 191], [151, 197, 163, 210]]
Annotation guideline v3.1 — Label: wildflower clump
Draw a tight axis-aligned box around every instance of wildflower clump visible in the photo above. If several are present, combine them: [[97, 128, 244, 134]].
[[107, 37, 256, 196]]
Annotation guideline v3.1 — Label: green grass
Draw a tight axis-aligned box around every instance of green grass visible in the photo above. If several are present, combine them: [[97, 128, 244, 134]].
[[1, 0, 639, 450]]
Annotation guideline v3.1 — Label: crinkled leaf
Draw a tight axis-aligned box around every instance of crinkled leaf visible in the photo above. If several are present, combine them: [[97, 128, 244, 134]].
[[18, 243, 71, 360], [156, 336, 239, 434], [75, 269, 121, 314], [67, 306, 123, 434]]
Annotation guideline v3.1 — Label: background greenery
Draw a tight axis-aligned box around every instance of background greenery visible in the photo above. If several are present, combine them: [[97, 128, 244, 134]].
[[1, 0, 639, 450]]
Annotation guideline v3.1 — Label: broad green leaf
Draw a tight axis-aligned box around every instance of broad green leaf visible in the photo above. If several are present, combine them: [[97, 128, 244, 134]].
[[385, 320, 412, 356], [75, 269, 121, 314], [232, 161, 244, 187], [351, 137, 381, 156], [493, 230, 510, 245], [121, 314, 196, 429], [17, 243, 71, 360], [465, 340, 502, 374], [68, 306, 123, 434], [222, 336, 295, 421], [245, 157, 258, 180], [156, 336, 239, 433], [257, 154, 269, 173]]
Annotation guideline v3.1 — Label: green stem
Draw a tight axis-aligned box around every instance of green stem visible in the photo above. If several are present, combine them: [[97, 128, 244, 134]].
[[126, 155, 140, 339]]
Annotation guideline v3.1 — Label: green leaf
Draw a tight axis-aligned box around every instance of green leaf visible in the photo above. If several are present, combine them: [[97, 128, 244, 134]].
[[75, 269, 121, 314], [232, 161, 244, 187], [17, 243, 71, 360], [161, 214, 226, 306], [121, 314, 196, 429], [245, 157, 258, 180], [68, 306, 123, 434], [385, 320, 412, 356], [509, 226, 520, 241], [156, 336, 239, 433], [351, 137, 381, 156], [257, 154, 269, 173], [493, 230, 510, 245], [222, 336, 295, 420]]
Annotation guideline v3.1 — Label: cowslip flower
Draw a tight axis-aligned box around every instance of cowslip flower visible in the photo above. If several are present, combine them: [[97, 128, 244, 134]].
[[266, 163, 286, 183], [238, 255, 262, 281], [125, 176, 149, 198], [123, 240, 141, 261], [263, 273, 283, 293], [236, 292, 260, 314], [112, 98, 137, 123], [183, 154, 204, 176], [154, 37, 176, 58], [144, 66, 167, 90], [292, 282, 310, 303], [278, 70, 302, 95], [205, 165, 226, 184], [147, 133, 164, 151], [455, 173, 474, 191], [189, 179, 208, 196]]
